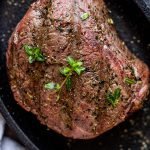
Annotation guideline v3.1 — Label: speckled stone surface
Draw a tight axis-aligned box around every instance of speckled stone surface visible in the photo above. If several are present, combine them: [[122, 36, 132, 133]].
[[0, 0, 150, 150]]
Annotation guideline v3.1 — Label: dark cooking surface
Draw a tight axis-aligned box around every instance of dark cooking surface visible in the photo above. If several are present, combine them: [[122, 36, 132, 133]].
[[0, 0, 150, 150], [133, 0, 150, 21]]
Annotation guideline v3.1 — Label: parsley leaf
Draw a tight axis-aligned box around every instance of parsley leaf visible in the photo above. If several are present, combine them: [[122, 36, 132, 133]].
[[66, 56, 85, 75], [60, 67, 72, 76], [113, 88, 121, 100], [81, 13, 90, 21], [44, 82, 55, 90], [24, 45, 45, 63], [124, 78, 136, 85], [74, 66, 85, 75], [55, 83, 61, 91], [67, 56, 76, 67], [44, 82, 60, 91], [29, 56, 35, 64], [106, 88, 121, 107]]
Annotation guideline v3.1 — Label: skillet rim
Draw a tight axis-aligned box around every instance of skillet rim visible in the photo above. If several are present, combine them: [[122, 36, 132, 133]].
[[133, 0, 150, 21], [0, 98, 39, 150]]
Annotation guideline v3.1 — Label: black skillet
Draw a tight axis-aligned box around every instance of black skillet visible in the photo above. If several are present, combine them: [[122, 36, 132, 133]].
[[0, 0, 150, 150]]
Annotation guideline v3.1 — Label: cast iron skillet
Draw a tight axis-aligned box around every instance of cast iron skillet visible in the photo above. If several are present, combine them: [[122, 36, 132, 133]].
[[133, 0, 150, 21], [0, 0, 150, 150]]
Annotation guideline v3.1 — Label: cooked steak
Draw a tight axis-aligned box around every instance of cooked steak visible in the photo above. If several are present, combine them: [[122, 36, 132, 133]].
[[7, 0, 149, 139]]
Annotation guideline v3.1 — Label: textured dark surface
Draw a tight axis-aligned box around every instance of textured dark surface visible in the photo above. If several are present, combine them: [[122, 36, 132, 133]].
[[0, 0, 150, 150], [133, 0, 150, 21]]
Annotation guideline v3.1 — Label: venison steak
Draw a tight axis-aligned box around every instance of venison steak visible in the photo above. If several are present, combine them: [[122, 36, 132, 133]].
[[6, 0, 149, 139]]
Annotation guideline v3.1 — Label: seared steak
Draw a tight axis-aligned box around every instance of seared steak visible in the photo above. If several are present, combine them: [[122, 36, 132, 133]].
[[7, 0, 149, 139]]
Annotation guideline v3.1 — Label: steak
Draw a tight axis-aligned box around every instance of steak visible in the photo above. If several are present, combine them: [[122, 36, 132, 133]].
[[7, 0, 149, 139]]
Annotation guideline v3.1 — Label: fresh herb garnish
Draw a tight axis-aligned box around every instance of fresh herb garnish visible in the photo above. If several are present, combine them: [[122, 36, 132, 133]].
[[24, 45, 45, 63], [66, 56, 85, 75], [58, 56, 85, 95], [59, 56, 85, 90], [124, 78, 136, 85], [44, 82, 60, 90], [44, 56, 85, 101], [60, 67, 72, 76], [106, 88, 121, 107], [81, 12, 90, 21]]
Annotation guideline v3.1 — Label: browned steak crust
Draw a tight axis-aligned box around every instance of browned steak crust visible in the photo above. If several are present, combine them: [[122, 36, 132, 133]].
[[7, 0, 150, 139]]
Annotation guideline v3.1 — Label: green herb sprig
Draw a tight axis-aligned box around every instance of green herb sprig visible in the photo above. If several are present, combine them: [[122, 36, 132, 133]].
[[60, 56, 85, 91], [44, 56, 85, 101], [106, 88, 121, 107], [124, 77, 136, 85], [24, 45, 45, 63]]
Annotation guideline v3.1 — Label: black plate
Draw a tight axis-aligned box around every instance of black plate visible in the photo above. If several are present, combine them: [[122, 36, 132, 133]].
[[0, 0, 150, 150]]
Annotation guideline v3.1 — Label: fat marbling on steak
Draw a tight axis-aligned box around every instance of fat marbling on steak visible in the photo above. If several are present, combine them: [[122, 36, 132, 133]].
[[7, 0, 149, 139]]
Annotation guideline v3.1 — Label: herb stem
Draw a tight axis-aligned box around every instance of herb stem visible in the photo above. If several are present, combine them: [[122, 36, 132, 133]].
[[60, 75, 70, 90], [57, 71, 72, 101]]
